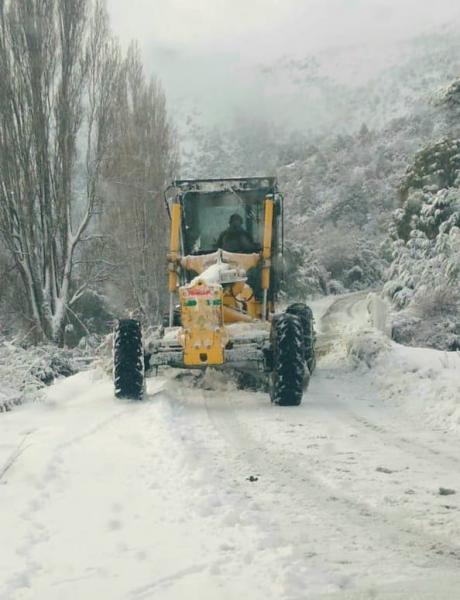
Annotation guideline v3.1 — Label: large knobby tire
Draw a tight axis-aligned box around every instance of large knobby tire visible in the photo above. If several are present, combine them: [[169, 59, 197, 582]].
[[286, 302, 316, 374], [270, 313, 308, 406], [113, 319, 145, 400]]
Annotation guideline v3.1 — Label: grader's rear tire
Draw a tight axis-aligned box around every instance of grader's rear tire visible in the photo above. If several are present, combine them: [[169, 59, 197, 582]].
[[286, 302, 316, 374], [113, 319, 145, 400], [270, 313, 308, 406]]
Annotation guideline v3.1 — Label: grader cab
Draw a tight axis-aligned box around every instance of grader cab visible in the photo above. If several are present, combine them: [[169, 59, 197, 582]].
[[113, 177, 315, 405]]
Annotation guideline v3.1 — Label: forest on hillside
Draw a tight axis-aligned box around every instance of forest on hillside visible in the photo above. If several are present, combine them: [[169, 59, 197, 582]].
[[179, 32, 460, 351]]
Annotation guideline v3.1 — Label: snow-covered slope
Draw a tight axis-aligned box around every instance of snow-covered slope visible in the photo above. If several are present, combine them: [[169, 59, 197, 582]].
[[179, 29, 460, 174], [374, 343, 460, 433], [321, 292, 460, 433], [1, 297, 460, 599]]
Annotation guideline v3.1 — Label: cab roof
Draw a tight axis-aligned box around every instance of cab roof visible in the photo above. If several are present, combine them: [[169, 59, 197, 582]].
[[172, 177, 277, 194]]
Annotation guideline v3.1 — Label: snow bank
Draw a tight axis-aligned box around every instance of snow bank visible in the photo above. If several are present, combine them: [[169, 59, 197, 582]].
[[0, 340, 85, 412], [345, 328, 391, 368], [320, 292, 460, 434], [374, 343, 460, 434]]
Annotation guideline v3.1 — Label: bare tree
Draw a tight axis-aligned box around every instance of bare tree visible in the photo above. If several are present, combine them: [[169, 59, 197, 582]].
[[0, 0, 120, 342], [101, 43, 178, 324]]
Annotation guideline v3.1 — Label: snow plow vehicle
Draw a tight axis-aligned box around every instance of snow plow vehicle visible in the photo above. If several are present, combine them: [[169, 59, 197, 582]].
[[113, 177, 315, 405]]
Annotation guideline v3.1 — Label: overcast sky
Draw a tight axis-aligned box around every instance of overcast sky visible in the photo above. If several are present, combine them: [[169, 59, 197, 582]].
[[106, 0, 460, 126], [107, 1, 460, 55]]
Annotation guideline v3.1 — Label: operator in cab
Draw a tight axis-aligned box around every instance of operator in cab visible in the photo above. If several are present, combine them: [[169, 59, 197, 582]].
[[216, 213, 255, 253]]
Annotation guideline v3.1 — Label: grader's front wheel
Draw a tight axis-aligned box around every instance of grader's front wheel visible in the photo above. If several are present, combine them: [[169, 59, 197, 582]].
[[286, 302, 316, 374], [113, 319, 145, 400], [270, 313, 309, 406]]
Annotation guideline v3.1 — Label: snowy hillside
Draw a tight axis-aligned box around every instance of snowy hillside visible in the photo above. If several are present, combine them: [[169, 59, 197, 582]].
[[176, 30, 460, 323], [178, 29, 460, 173]]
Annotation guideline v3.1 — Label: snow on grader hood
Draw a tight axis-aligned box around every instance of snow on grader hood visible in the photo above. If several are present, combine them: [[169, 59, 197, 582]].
[[113, 177, 316, 406]]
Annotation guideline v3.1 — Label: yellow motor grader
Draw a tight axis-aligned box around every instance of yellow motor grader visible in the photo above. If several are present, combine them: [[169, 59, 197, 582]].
[[113, 177, 315, 405]]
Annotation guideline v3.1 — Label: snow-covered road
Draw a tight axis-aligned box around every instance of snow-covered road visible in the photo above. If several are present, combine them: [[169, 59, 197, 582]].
[[1, 295, 460, 599]]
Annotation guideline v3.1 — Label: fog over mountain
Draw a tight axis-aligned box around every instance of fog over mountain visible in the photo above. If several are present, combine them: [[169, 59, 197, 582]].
[[107, 0, 460, 134]]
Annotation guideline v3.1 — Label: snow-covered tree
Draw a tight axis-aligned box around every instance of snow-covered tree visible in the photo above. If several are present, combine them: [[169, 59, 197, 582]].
[[0, 0, 120, 342], [100, 44, 178, 324], [385, 187, 460, 348], [400, 138, 460, 203]]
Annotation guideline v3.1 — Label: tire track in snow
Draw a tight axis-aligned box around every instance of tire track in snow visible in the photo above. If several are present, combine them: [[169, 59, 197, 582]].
[[55, 408, 132, 451], [155, 388, 292, 599], [334, 391, 460, 469], [317, 305, 460, 472], [313, 368, 460, 471], [309, 372, 460, 550], [158, 385, 443, 600], [131, 563, 215, 599], [200, 388, 460, 572]]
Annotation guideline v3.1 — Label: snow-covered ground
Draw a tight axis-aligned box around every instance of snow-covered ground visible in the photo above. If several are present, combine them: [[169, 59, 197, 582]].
[[375, 344, 460, 434], [320, 291, 460, 434], [1, 295, 460, 599]]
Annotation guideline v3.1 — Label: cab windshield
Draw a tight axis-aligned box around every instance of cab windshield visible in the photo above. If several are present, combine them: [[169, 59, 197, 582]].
[[181, 190, 266, 255]]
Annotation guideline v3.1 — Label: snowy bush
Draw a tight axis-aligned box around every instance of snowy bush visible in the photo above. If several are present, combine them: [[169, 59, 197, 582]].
[[386, 184, 460, 349], [317, 232, 358, 281], [401, 138, 460, 199], [345, 329, 391, 368], [281, 243, 328, 299], [0, 343, 45, 411], [390, 312, 421, 345], [383, 279, 404, 300], [388, 193, 460, 295], [344, 265, 363, 285], [393, 287, 414, 309], [390, 304, 460, 352], [328, 279, 346, 295], [412, 286, 459, 318], [0, 341, 82, 412], [383, 279, 413, 307], [311, 225, 386, 293], [64, 289, 114, 347]]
